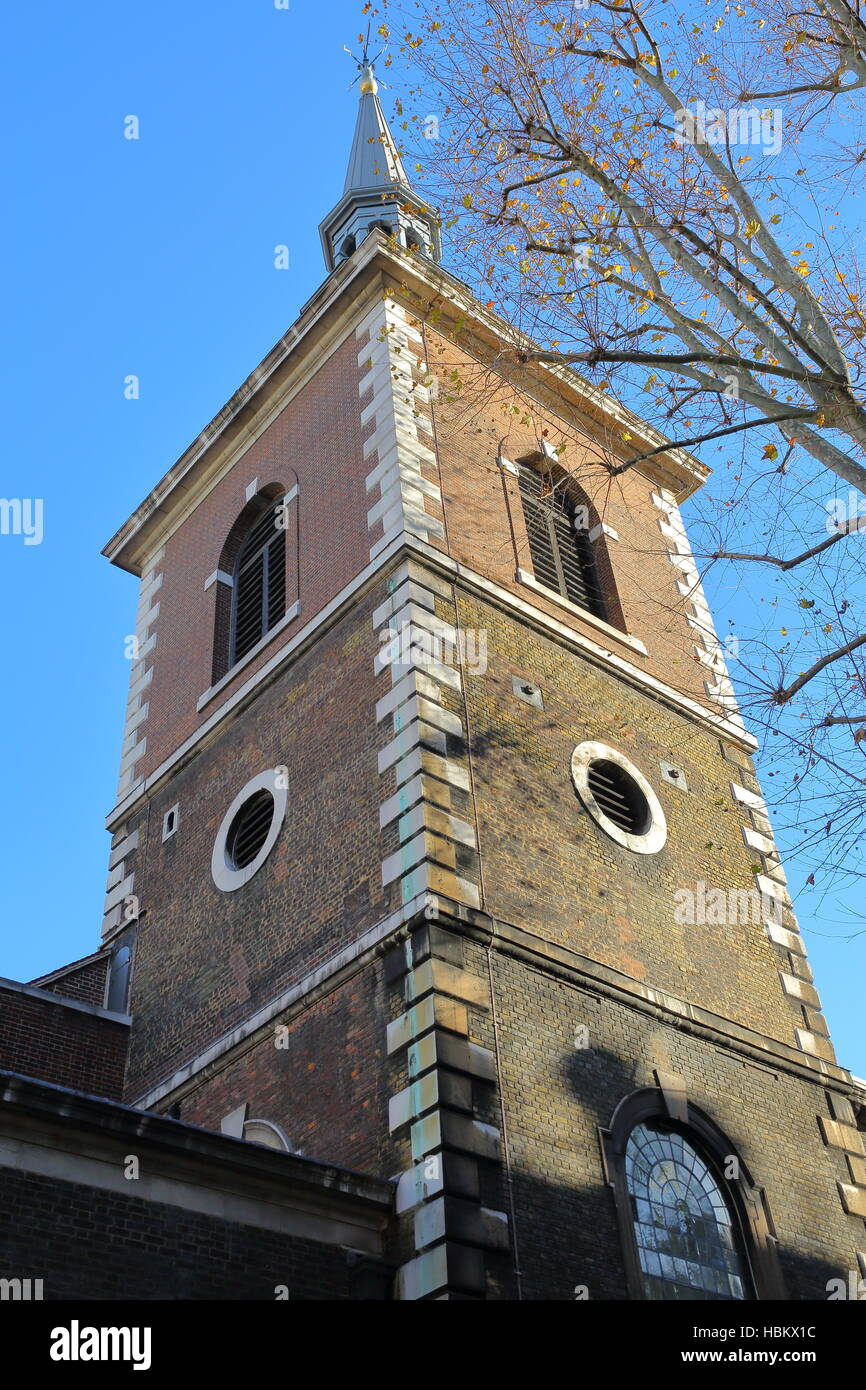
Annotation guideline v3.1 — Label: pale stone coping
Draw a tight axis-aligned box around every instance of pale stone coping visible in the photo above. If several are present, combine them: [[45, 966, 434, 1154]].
[[378, 722, 447, 774], [118, 737, 146, 778], [104, 873, 134, 914], [372, 582, 436, 632], [571, 740, 668, 855], [106, 538, 757, 832], [397, 863, 480, 910], [196, 602, 301, 711], [588, 521, 619, 543], [397, 803, 475, 849], [392, 696, 463, 740], [516, 568, 648, 655], [108, 829, 139, 869], [730, 782, 766, 812], [105, 861, 126, 891], [765, 921, 805, 955], [375, 668, 443, 722], [211, 770, 289, 893]]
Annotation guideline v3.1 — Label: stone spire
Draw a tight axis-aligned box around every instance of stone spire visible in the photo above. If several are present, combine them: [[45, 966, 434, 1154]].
[[319, 58, 441, 272]]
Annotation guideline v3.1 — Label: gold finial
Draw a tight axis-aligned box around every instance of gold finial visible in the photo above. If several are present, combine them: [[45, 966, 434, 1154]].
[[344, 24, 386, 96]]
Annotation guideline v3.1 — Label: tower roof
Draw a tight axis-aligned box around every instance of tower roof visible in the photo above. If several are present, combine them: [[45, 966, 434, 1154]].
[[319, 58, 441, 273], [342, 66, 410, 195]]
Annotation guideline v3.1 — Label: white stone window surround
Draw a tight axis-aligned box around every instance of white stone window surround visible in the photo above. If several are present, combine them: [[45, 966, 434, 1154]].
[[571, 740, 668, 854], [516, 568, 647, 656], [162, 804, 180, 842], [244, 1119, 292, 1151], [211, 769, 288, 892]]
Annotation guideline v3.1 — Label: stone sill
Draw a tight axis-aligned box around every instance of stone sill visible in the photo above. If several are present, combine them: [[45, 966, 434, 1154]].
[[196, 603, 301, 712], [515, 569, 647, 656]]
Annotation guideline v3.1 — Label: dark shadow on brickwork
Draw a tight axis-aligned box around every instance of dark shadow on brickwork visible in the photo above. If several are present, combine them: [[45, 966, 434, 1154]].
[[476, 1043, 859, 1301]]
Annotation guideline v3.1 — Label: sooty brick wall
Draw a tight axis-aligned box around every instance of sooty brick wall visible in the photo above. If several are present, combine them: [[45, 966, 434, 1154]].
[[462, 939, 862, 1300], [0, 1166, 355, 1300], [0, 987, 128, 1100], [175, 962, 410, 1181], [122, 586, 390, 1102], [453, 587, 807, 1046]]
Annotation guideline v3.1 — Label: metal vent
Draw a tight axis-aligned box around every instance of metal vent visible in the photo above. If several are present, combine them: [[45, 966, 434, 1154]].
[[517, 466, 606, 618], [586, 760, 649, 834], [227, 790, 275, 869], [232, 500, 287, 664]]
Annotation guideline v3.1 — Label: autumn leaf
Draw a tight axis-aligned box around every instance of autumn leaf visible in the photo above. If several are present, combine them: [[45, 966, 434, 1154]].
[[762, 443, 779, 460]]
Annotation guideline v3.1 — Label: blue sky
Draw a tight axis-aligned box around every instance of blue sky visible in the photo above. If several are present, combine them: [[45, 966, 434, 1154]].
[[2, 0, 863, 1076]]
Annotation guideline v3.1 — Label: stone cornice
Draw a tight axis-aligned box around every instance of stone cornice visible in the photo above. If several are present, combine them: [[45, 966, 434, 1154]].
[[0, 1069, 393, 1253]]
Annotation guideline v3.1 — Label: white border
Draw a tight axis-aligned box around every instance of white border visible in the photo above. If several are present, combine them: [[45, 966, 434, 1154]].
[[571, 741, 667, 855], [211, 770, 288, 892]]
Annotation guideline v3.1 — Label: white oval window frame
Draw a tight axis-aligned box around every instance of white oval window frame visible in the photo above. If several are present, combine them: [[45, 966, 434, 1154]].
[[211, 770, 288, 892], [571, 741, 667, 855]]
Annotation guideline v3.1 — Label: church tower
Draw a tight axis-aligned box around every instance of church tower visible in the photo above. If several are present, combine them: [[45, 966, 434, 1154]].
[[97, 64, 866, 1300]]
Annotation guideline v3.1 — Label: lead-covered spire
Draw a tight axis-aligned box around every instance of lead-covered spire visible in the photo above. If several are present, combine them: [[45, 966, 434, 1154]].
[[319, 55, 441, 272]]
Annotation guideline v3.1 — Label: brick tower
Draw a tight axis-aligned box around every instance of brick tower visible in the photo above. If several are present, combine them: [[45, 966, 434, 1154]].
[[96, 62, 866, 1300]]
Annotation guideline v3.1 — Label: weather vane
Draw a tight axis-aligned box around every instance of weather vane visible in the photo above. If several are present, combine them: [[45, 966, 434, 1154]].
[[344, 22, 387, 90]]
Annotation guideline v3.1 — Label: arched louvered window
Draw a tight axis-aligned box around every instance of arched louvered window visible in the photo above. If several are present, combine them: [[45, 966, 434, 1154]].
[[231, 499, 286, 664], [518, 464, 607, 620]]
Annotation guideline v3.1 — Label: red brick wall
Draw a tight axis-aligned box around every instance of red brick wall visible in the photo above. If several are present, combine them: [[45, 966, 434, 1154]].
[[418, 324, 712, 707], [137, 334, 372, 780]]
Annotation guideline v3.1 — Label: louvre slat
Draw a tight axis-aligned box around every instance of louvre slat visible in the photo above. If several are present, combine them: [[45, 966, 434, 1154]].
[[587, 760, 648, 833], [518, 465, 607, 619], [231, 503, 287, 664], [228, 790, 275, 868]]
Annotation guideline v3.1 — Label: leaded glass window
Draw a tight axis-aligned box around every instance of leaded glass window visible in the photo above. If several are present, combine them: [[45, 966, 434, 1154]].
[[625, 1123, 750, 1300]]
